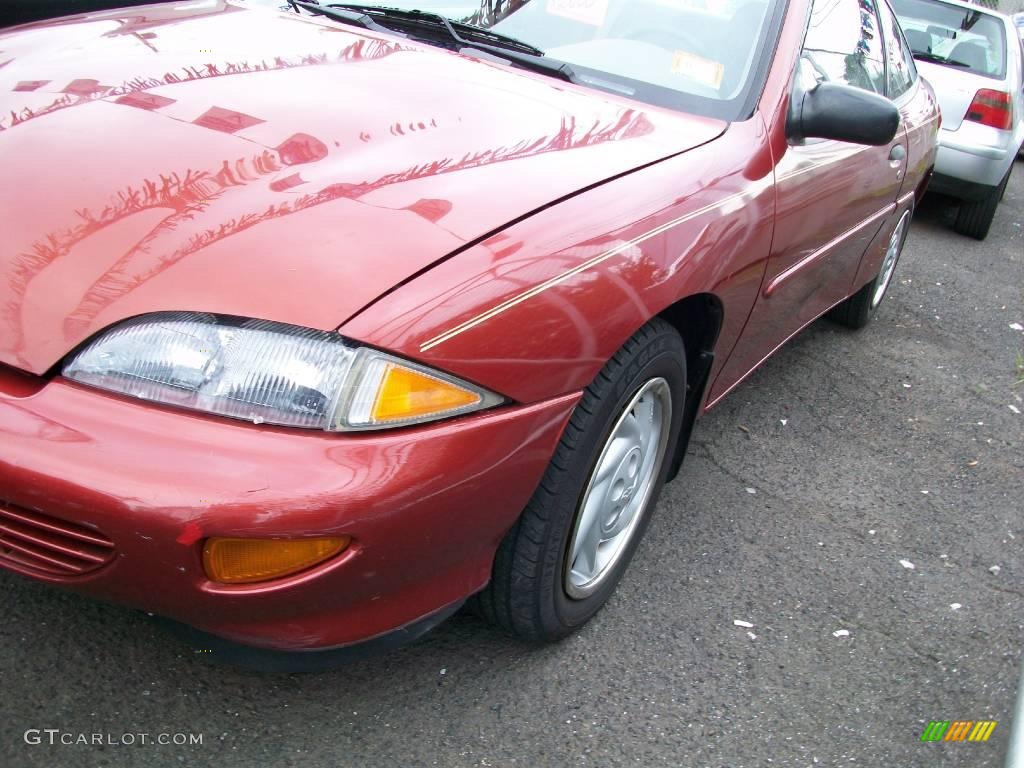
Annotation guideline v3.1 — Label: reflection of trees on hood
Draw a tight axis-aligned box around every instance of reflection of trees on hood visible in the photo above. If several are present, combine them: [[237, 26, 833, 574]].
[[0, 37, 405, 362], [6, 106, 654, 349], [0, 37, 404, 132]]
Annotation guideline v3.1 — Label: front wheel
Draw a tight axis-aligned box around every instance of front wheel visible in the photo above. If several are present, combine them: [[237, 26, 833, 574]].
[[830, 207, 912, 330], [474, 319, 686, 641]]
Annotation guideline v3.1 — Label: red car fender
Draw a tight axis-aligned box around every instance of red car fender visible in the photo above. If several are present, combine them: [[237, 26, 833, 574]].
[[341, 115, 777, 406]]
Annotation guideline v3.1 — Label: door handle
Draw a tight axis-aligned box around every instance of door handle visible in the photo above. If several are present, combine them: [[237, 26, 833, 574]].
[[889, 144, 906, 178]]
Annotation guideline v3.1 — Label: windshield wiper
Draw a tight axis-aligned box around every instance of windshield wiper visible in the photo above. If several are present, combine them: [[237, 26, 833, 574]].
[[293, 1, 400, 35], [911, 51, 970, 67], [329, 4, 546, 56], [311, 3, 578, 84]]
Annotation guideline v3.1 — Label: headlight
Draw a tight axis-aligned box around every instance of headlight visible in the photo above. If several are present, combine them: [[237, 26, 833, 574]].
[[63, 312, 502, 431]]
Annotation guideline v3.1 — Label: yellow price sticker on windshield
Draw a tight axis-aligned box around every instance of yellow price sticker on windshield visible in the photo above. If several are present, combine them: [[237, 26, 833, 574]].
[[546, 0, 610, 27], [671, 50, 725, 89]]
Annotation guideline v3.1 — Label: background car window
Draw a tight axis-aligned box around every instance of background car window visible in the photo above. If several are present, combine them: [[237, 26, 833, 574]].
[[877, 0, 917, 98], [890, 0, 1007, 79], [800, 0, 887, 95]]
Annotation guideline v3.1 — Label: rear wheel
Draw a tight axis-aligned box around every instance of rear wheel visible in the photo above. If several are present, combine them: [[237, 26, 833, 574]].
[[953, 166, 1011, 240], [474, 319, 686, 641], [831, 207, 912, 330]]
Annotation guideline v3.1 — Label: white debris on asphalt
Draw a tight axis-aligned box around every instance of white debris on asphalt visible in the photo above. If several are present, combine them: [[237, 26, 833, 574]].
[[921, 490, 929, 494], [869, 529, 877, 535], [734, 620, 754, 628], [745, 487, 757, 494], [903, 382, 912, 388], [747, 632, 757, 641], [780, 419, 788, 426], [990, 565, 1001, 575], [833, 629, 850, 638], [900, 559, 916, 570], [950, 603, 962, 611], [1010, 405, 1021, 415], [1010, 322, 1023, 331], [440, 668, 446, 675]]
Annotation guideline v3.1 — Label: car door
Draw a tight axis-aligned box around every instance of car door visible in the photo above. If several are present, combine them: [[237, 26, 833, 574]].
[[711, 0, 908, 394], [876, 0, 936, 200], [844, 0, 938, 289]]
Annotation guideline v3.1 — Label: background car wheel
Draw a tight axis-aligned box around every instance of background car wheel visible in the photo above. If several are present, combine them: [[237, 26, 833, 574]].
[[474, 319, 687, 641], [830, 207, 912, 330], [953, 166, 1011, 240]]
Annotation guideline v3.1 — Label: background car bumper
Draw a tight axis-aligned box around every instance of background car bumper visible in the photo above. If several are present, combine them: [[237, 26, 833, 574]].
[[928, 172, 1002, 203], [0, 368, 578, 651], [933, 125, 1016, 192]]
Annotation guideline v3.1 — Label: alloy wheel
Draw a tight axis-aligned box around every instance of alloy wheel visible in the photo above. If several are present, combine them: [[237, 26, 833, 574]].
[[872, 210, 911, 308], [564, 377, 672, 599]]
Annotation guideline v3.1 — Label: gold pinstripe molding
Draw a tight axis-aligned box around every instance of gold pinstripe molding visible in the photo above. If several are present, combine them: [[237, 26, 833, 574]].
[[418, 187, 754, 352]]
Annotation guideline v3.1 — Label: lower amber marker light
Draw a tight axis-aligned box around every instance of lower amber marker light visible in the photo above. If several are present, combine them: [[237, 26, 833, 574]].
[[202, 536, 350, 584]]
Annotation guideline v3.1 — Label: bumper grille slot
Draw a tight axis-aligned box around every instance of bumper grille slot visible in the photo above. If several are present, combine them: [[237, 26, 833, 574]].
[[0, 502, 115, 578]]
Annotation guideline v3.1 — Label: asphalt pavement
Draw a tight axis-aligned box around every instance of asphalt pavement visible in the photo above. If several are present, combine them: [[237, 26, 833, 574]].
[[2, 161, 1022, 768]]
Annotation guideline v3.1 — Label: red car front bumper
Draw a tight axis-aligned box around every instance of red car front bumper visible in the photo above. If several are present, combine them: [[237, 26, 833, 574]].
[[0, 366, 578, 653]]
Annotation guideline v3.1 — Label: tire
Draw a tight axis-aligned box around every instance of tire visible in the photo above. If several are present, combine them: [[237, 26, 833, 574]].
[[831, 207, 912, 330], [474, 318, 687, 641], [953, 166, 1011, 240]]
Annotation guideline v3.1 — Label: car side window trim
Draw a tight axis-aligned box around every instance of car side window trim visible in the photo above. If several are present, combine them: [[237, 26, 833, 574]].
[[876, 0, 919, 103], [743, 0, 794, 121]]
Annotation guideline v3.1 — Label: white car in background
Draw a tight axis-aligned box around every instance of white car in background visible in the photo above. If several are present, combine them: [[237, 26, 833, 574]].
[[893, 0, 1024, 239]]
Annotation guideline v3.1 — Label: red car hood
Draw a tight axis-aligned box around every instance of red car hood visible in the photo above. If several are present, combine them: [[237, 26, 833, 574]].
[[0, 1, 725, 374]]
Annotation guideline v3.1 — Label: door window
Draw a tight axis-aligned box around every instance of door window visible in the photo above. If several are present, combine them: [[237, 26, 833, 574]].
[[877, 0, 918, 98], [799, 0, 887, 95]]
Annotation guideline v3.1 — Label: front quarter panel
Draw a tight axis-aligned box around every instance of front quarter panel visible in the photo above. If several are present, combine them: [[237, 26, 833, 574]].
[[341, 118, 776, 405]]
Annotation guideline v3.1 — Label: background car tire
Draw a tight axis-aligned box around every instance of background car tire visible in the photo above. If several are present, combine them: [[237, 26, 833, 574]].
[[830, 207, 912, 330], [953, 166, 1011, 241], [474, 318, 687, 641]]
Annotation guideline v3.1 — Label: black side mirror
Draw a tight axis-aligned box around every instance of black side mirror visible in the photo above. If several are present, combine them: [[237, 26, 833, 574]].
[[788, 82, 900, 146]]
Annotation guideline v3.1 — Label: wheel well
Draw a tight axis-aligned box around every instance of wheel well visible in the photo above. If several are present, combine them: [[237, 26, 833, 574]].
[[657, 293, 724, 480], [658, 293, 723, 392]]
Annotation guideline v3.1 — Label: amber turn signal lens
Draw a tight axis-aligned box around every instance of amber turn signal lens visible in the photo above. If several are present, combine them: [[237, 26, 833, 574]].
[[370, 364, 480, 423], [202, 536, 350, 584]]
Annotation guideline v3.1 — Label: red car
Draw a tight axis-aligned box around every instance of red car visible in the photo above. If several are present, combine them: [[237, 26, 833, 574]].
[[0, 0, 937, 668]]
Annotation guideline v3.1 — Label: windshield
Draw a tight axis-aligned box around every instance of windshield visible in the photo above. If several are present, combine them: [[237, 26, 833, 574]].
[[327, 0, 780, 120], [890, 0, 1007, 79]]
